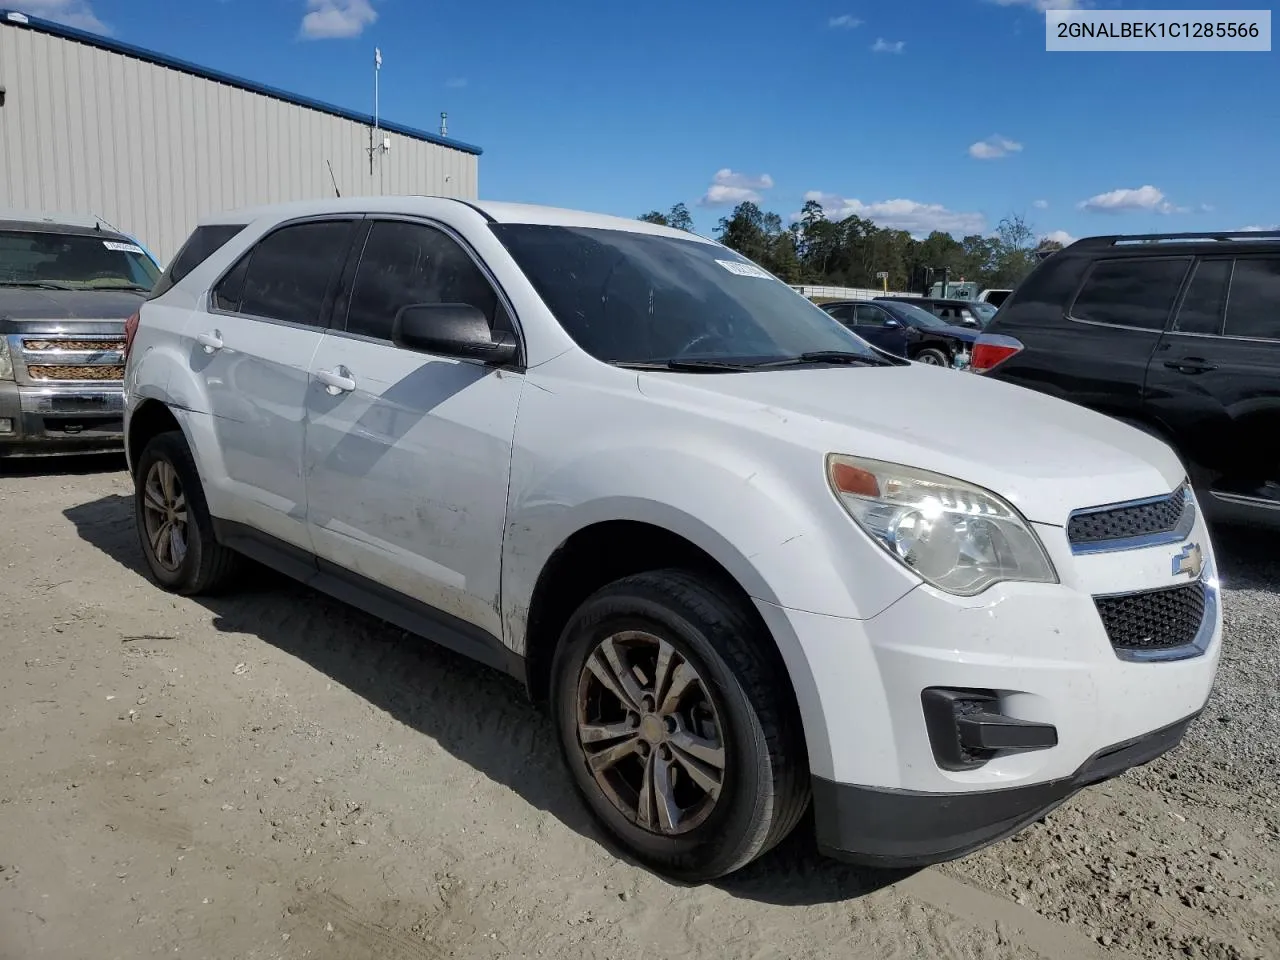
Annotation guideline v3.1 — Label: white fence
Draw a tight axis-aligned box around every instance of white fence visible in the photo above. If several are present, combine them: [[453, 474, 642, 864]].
[[791, 284, 921, 301]]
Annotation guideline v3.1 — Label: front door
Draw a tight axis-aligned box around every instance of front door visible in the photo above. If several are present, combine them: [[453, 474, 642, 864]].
[[1146, 255, 1280, 505], [187, 217, 358, 549], [853, 303, 910, 356], [303, 218, 524, 639]]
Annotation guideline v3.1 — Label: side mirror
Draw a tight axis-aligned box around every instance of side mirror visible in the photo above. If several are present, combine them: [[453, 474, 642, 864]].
[[883, 318, 902, 329], [391, 303, 518, 365]]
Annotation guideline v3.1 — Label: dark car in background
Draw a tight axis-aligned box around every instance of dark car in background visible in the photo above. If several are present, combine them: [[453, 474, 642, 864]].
[[971, 230, 1280, 529], [821, 298, 978, 367], [877, 296, 998, 330], [0, 214, 161, 456]]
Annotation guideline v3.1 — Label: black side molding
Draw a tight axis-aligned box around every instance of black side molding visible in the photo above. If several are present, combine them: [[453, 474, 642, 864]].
[[211, 519, 525, 682]]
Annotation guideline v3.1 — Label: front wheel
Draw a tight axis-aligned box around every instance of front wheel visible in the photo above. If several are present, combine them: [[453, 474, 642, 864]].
[[551, 569, 810, 881], [915, 347, 949, 366]]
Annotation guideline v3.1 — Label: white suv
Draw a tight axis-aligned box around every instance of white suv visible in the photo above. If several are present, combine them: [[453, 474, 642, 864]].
[[123, 197, 1222, 881]]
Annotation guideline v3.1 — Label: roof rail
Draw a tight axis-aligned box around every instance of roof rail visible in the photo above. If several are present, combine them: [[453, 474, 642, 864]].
[[0, 207, 118, 232], [1074, 230, 1280, 248]]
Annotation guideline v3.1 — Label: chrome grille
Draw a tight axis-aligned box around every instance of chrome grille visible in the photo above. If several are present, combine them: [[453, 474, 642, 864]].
[[23, 338, 125, 352], [1095, 581, 1206, 653], [27, 364, 125, 381], [1067, 483, 1192, 553]]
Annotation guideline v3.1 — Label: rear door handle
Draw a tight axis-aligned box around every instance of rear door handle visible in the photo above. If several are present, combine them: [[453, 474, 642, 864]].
[[1164, 358, 1217, 375], [196, 330, 223, 353], [316, 366, 356, 395]]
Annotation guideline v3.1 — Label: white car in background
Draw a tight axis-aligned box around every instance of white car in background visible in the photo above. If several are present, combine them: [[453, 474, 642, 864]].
[[122, 197, 1222, 880]]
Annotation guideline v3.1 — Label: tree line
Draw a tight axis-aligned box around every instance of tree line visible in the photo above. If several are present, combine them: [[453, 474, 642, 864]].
[[638, 200, 1065, 293]]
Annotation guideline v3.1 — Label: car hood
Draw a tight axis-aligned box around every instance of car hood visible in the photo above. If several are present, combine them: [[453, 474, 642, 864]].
[[635, 363, 1185, 526], [925, 323, 979, 342], [0, 288, 146, 325]]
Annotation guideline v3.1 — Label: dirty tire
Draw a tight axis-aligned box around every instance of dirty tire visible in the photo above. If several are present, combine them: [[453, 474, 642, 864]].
[[551, 568, 810, 882], [134, 429, 240, 596], [915, 347, 949, 367]]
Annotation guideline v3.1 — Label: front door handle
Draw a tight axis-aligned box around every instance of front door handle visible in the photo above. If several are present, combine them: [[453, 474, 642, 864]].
[[196, 330, 223, 354], [1164, 357, 1217, 375], [316, 366, 356, 395]]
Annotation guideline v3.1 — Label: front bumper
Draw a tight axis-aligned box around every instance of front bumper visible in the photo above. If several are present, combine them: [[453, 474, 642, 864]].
[[812, 711, 1197, 867], [0, 381, 124, 456]]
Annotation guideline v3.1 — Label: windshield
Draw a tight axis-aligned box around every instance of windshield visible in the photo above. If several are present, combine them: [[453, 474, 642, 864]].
[[0, 230, 161, 291], [490, 223, 881, 366], [881, 300, 950, 329]]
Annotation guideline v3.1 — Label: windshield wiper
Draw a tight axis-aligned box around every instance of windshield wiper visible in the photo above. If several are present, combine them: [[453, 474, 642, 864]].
[[752, 350, 896, 369], [0, 280, 77, 290], [611, 359, 754, 372]]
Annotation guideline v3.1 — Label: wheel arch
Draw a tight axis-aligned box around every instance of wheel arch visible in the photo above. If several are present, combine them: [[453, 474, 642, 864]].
[[521, 517, 835, 768]]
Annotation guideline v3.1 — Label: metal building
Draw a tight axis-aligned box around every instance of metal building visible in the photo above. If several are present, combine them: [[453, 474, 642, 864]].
[[0, 9, 481, 261]]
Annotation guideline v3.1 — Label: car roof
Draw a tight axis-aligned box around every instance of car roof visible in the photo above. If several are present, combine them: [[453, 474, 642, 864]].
[[0, 217, 132, 242], [199, 196, 717, 245]]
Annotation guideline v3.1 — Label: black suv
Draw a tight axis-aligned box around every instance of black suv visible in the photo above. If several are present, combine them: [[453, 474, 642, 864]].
[[972, 231, 1280, 528]]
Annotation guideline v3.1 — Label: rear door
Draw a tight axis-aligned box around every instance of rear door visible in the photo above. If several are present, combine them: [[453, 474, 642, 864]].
[[1048, 255, 1192, 417], [190, 216, 359, 550], [1147, 255, 1280, 502]]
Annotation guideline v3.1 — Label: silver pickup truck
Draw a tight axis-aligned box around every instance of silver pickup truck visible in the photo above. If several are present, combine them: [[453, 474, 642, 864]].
[[0, 215, 160, 457]]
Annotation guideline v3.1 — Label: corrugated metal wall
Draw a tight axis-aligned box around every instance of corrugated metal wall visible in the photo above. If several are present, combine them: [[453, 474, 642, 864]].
[[0, 24, 479, 261]]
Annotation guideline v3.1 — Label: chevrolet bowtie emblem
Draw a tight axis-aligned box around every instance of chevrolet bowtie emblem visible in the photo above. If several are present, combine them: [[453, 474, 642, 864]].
[[1172, 542, 1204, 580]]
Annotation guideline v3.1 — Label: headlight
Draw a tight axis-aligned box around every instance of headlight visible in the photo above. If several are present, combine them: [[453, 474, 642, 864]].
[[826, 454, 1057, 596], [0, 337, 13, 381]]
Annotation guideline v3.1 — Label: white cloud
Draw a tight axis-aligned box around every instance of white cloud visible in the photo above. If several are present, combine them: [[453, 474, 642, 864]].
[[1078, 185, 1187, 215], [968, 135, 1023, 160], [446, 77, 468, 88], [797, 191, 985, 236], [828, 14, 863, 28], [1033, 199, 1049, 209], [18, 0, 109, 33], [1040, 229, 1077, 246], [1238, 224, 1279, 232], [698, 169, 775, 207], [989, 0, 1086, 11], [301, 0, 377, 39], [872, 37, 905, 53]]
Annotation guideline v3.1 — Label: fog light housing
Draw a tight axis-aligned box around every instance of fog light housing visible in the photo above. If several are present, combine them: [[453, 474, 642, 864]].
[[921, 687, 1059, 771]]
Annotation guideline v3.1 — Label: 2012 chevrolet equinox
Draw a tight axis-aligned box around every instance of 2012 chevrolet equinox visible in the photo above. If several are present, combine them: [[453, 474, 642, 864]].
[[122, 197, 1222, 881]]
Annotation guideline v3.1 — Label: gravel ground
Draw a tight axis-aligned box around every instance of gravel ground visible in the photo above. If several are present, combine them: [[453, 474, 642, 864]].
[[0, 457, 1276, 960]]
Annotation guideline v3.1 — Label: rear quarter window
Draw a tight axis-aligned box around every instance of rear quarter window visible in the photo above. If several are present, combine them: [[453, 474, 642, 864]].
[[1069, 257, 1191, 331], [149, 223, 248, 299]]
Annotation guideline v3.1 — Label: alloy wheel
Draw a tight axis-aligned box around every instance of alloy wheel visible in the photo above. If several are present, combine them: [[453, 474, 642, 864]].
[[575, 630, 727, 835], [141, 459, 188, 572]]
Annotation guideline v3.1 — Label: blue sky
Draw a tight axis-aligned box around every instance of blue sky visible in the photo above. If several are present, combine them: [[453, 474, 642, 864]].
[[19, 0, 1280, 242]]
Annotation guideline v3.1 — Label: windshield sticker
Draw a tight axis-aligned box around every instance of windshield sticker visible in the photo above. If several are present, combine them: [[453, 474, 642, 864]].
[[103, 241, 145, 255], [715, 259, 772, 279]]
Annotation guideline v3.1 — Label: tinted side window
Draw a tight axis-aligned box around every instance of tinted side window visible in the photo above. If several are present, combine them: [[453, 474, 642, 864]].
[[855, 304, 892, 327], [345, 220, 500, 341], [213, 254, 252, 313], [1173, 259, 1231, 335], [1224, 258, 1280, 340], [1071, 258, 1191, 331], [825, 304, 855, 323], [150, 224, 247, 299], [235, 221, 354, 327]]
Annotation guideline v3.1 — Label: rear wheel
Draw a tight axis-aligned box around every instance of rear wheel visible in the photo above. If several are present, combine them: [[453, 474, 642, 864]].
[[134, 430, 240, 595], [915, 347, 949, 366], [551, 569, 809, 881]]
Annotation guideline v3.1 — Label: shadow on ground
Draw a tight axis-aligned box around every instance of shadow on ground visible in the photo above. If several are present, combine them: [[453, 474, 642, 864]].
[[63, 492, 910, 906], [0, 452, 126, 478], [1211, 522, 1279, 594]]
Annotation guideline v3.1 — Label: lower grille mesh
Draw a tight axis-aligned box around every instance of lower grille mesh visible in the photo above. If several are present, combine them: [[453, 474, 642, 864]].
[[1095, 582, 1206, 652], [27, 364, 125, 381]]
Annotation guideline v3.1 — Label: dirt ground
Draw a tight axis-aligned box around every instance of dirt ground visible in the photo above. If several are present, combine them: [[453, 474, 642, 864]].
[[1, 456, 1276, 960]]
